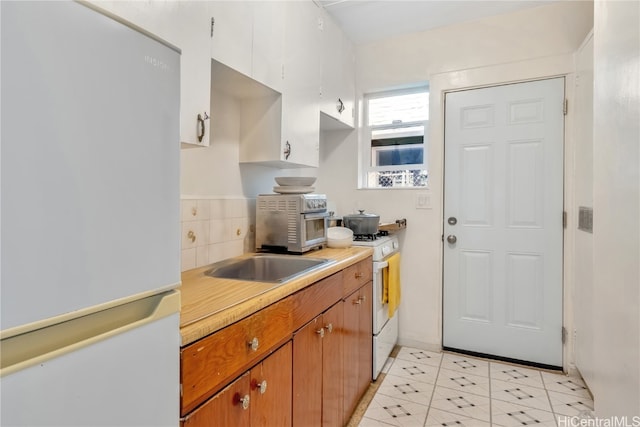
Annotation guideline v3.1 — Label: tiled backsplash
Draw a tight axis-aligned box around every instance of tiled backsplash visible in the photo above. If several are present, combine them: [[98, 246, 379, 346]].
[[180, 198, 256, 272]]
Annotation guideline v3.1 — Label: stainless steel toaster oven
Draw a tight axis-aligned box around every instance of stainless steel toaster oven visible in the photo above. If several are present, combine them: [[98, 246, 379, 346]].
[[256, 193, 328, 253]]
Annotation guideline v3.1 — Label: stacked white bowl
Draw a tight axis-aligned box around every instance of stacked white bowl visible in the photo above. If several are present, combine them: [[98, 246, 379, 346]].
[[273, 176, 317, 194], [327, 227, 353, 248]]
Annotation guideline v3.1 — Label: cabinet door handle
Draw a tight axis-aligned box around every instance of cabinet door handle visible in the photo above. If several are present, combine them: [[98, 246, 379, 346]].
[[359, 296, 366, 303], [354, 272, 363, 279], [237, 394, 250, 410], [316, 328, 325, 338], [254, 380, 267, 395], [353, 298, 362, 305], [336, 98, 345, 114], [248, 337, 259, 351], [284, 141, 291, 160], [325, 323, 333, 333], [196, 112, 209, 143]]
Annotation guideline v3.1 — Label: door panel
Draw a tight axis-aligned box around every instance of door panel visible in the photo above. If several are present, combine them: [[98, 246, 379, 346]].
[[250, 342, 292, 427], [292, 317, 323, 427], [459, 250, 493, 323], [443, 78, 564, 367], [461, 145, 494, 226], [322, 303, 344, 427]]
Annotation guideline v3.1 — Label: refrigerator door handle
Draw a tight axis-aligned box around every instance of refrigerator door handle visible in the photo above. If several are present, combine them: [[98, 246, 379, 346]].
[[0, 290, 180, 377]]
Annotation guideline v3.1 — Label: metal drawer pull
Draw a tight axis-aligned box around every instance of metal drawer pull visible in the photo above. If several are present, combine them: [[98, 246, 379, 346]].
[[237, 394, 250, 410], [354, 272, 363, 279], [316, 328, 325, 338], [255, 380, 267, 395], [325, 323, 333, 333], [353, 298, 362, 305], [248, 337, 259, 351], [358, 296, 366, 303]]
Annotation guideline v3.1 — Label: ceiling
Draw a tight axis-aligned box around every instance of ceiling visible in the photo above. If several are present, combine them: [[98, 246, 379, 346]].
[[317, 0, 558, 45]]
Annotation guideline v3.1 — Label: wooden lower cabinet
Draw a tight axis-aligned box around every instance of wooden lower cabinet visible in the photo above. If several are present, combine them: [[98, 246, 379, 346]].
[[292, 316, 323, 426], [343, 281, 373, 421], [181, 260, 373, 427], [292, 302, 344, 427], [182, 371, 251, 426], [322, 302, 344, 427], [182, 342, 292, 427], [251, 341, 293, 427]]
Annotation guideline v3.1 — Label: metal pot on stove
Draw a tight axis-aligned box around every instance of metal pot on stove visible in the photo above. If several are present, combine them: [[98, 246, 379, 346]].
[[342, 210, 380, 236]]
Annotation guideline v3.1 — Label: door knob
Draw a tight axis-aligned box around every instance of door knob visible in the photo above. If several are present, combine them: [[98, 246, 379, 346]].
[[447, 235, 457, 244], [254, 380, 267, 395], [237, 394, 250, 410]]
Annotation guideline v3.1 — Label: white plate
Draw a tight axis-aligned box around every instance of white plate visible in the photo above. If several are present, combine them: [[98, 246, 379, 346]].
[[273, 186, 315, 194]]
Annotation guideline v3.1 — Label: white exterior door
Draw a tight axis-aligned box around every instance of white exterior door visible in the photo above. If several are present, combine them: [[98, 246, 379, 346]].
[[443, 78, 565, 367]]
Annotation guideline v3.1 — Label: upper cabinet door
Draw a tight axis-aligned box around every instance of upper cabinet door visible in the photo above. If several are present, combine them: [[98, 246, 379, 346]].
[[320, 10, 355, 130], [281, 1, 322, 168], [209, 1, 252, 78], [252, 2, 285, 93], [177, 2, 212, 147]]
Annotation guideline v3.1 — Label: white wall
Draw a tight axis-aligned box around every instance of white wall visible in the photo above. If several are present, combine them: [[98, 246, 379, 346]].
[[572, 31, 595, 389], [316, 1, 593, 353], [591, 0, 640, 417]]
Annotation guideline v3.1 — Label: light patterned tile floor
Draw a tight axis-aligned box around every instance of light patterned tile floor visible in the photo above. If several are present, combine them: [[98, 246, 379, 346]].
[[358, 347, 594, 427]]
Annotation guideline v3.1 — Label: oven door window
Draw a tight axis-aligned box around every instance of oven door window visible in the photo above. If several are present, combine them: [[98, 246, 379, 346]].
[[305, 217, 326, 241]]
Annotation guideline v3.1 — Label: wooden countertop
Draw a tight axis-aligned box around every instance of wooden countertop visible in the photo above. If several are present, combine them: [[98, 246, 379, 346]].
[[179, 246, 373, 346]]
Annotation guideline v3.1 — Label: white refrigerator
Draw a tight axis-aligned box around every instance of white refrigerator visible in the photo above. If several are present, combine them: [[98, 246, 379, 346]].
[[1, 2, 181, 425]]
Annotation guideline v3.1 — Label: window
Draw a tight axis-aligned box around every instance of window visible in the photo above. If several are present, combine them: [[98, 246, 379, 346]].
[[361, 87, 429, 188]]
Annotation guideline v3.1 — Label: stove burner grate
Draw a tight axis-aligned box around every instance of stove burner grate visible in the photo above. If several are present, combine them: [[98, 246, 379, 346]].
[[353, 230, 389, 241]]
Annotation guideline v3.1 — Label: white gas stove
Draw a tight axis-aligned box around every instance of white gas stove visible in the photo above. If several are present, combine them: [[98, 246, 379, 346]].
[[352, 234, 400, 380], [351, 234, 399, 262]]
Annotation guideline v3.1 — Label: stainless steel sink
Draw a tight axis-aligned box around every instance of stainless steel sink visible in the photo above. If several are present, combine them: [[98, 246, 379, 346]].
[[205, 254, 335, 283]]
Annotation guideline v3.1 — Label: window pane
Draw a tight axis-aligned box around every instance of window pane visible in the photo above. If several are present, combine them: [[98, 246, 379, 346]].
[[372, 145, 423, 166], [368, 92, 429, 126], [371, 125, 424, 142], [367, 170, 428, 188]]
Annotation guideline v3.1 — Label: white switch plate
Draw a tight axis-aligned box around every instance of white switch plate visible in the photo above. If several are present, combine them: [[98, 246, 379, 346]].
[[416, 192, 432, 209]]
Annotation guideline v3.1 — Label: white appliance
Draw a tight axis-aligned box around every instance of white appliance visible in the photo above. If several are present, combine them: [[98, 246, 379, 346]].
[[352, 235, 400, 380], [1, 2, 181, 425]]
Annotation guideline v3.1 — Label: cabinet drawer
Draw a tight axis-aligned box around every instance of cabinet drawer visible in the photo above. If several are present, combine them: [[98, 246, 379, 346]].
[[181, 297, 293, 415], [292, 272, 342, 331], [342, 257, 372, 296]]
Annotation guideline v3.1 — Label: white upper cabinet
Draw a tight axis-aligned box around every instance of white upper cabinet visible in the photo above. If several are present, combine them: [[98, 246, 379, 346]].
[[209, 1, 284, 93], [252, 2, 285, 93], [280, 0, 322, 167], [92, 1, 354, 160], [89, 1, 211, 148], [209, 1, 253, 79], [177, 2, 212, 147], [320, 11, 355, 130], [237, 1, 321, 168]]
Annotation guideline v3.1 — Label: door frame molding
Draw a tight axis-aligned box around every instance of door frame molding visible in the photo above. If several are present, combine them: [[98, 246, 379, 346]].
[[429, 54, 578, 374]]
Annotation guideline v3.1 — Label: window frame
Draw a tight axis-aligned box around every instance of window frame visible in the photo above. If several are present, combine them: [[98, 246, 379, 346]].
[[360, 85, 429, 189]]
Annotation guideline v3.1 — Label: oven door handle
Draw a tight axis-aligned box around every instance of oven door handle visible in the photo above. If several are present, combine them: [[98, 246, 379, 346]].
[[373, 261, 388, 272]]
